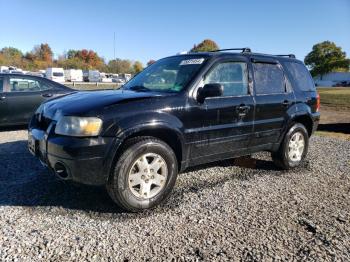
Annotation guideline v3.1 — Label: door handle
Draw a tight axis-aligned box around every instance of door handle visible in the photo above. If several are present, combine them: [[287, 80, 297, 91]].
[[42, 93, 53, 98], [236, 104, 250, 116], [282, 100, 290, 107], [0, 96, 6, 101]]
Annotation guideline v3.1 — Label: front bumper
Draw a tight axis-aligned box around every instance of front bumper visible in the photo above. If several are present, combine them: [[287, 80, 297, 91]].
[[28, 127, 119, 186]]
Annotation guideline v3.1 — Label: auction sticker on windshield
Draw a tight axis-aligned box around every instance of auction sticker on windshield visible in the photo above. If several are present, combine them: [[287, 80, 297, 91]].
[[179, 58, 205, 65]]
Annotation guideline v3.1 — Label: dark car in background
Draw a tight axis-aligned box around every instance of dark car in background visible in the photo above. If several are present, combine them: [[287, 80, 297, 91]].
[[28, 49, 320, 212], [0, 73, 73, 127]]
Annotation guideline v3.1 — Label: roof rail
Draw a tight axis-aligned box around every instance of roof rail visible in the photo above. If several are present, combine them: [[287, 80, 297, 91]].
[[276, 54, 296, 58], [210, 48, 252, 53]]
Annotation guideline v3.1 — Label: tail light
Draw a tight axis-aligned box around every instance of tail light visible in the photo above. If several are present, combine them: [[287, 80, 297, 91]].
[[316, 93, 320, 112]]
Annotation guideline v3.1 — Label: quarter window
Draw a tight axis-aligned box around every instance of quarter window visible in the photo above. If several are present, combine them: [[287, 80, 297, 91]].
[[9, 78, 42, 92], [204, 62, 248, 96], [253, 63, 285, 94], [283, 62, 315, 91]]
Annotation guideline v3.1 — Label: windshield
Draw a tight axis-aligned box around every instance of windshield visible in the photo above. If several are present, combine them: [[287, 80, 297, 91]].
[[123, 56, 206, 92]]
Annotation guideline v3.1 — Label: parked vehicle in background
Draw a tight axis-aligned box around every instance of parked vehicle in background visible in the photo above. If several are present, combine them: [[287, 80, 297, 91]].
[[120, 73, 132, 81], [46, 68, 65, 83], [28, 49, 320, 212], [0, 73, 73, 127], [100, 73, 113, 83], [83, 70, 89, 82], [112, 78, 126, 84], [64, 69, 83, 82], [0, 66, 9, 73], [88, 70, 101, 82]]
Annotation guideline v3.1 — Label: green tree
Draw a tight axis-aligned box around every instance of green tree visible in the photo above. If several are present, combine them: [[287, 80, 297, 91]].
[[107, 59, 133, 74], [0, 47, 23, 67], [304, 41, 350, 78], [190, 39, 219, 52], [133, 61, 143, 73]]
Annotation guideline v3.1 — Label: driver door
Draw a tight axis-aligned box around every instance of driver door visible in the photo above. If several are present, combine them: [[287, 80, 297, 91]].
[[186, 58, 255, 165]]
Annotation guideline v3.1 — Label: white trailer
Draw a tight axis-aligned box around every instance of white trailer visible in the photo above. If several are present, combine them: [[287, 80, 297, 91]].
[[0, 66, 9, 72], [46, 68, 65, 83], [88, 70, 101, 82], [64, 69, 83, 82]]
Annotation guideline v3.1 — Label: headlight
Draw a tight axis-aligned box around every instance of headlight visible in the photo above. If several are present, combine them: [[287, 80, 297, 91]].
[[55, 116, 103, 137]]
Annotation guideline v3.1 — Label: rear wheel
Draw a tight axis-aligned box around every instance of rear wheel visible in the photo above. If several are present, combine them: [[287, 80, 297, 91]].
[[272, 123, 309, 170], [107, 137, 178, 212]]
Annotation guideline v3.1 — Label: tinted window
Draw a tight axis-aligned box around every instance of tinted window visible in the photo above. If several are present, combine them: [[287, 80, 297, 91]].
[[0, 78, 3, 92], [253, 63, 285, 94], [283, 62, 315, 91], [204, 62, 248, 96], [9, 77, 41, 92]]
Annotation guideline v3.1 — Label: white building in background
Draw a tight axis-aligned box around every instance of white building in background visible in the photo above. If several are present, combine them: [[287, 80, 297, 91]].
[[314, 72, 350, 87]]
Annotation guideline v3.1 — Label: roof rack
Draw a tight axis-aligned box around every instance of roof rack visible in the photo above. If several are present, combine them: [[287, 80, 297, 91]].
[[276, 54, 296, 58], [210, 48, 252, 53]]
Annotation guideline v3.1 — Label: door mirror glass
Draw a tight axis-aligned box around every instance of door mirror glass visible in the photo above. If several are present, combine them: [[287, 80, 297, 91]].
[[197, 83, 223, 103]]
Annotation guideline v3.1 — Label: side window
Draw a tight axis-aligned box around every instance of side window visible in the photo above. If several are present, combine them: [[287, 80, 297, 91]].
[[38, 80, 53, 91], [283, 62, 315, 91], [204, 62, 248, 97], [253, 63, 285, 94], [0, 78, 3, 92], [9, 77, 41, 92]]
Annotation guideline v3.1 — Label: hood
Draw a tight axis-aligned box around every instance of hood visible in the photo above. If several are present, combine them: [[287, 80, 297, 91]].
[[40, 89, 164, 119]]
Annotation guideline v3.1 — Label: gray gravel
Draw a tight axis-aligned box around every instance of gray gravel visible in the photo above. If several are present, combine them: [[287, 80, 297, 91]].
[[0, 129, 349, 261]]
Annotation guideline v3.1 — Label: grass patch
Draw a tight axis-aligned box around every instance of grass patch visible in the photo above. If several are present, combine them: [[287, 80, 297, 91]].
[[317, 87, 350, 111], [315, 130, 350, 141]]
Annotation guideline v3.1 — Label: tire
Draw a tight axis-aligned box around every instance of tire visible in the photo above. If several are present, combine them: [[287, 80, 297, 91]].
[[272, 123, 309, 170], [106, 137, 178, 212]]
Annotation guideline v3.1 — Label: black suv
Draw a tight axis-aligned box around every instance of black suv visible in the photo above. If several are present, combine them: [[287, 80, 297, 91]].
[[28, 48, 320, 212]]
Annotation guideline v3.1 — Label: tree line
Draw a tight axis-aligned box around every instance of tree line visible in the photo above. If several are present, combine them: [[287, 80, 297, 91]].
[[0, 43, 145, 74], [0, 40, 349, 78]]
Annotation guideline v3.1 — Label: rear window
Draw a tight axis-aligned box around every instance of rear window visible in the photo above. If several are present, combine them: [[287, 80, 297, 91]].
[[253, 63, 285, 94], [53, 72, 64, 77], [283, 62, 315, 91]]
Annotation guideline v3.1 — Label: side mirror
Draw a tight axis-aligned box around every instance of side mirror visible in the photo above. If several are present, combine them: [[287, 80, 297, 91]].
[[197, 83, 223, 103]]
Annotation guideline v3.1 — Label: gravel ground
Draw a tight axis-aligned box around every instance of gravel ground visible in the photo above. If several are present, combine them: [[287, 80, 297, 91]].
[[0, 130, 349, 261]]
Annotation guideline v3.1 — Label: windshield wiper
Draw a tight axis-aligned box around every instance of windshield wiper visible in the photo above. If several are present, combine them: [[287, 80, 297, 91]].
[[127, 85, 151, 92]]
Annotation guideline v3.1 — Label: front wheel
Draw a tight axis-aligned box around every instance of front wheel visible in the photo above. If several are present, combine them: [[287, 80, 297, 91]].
[[272, 123, 309, 170], [107, 137, 178, 212]]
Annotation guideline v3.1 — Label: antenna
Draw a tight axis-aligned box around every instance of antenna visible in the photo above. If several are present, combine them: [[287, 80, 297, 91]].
[[113, 32, 116, 60]]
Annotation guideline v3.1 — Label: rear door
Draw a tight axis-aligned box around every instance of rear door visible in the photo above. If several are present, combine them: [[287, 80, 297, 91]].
[[6, 76, 46, 125], [250, 57, 295, 147]]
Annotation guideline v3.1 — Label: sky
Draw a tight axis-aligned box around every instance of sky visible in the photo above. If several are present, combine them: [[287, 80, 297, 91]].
[[0, 0, 349, 65]]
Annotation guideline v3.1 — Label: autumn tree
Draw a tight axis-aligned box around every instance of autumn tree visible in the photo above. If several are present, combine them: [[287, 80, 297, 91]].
[[133, 61, 143, 73], [304, 41, 350, 78], [190, 39, 219, 52], [147, 59, 156, 66]]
